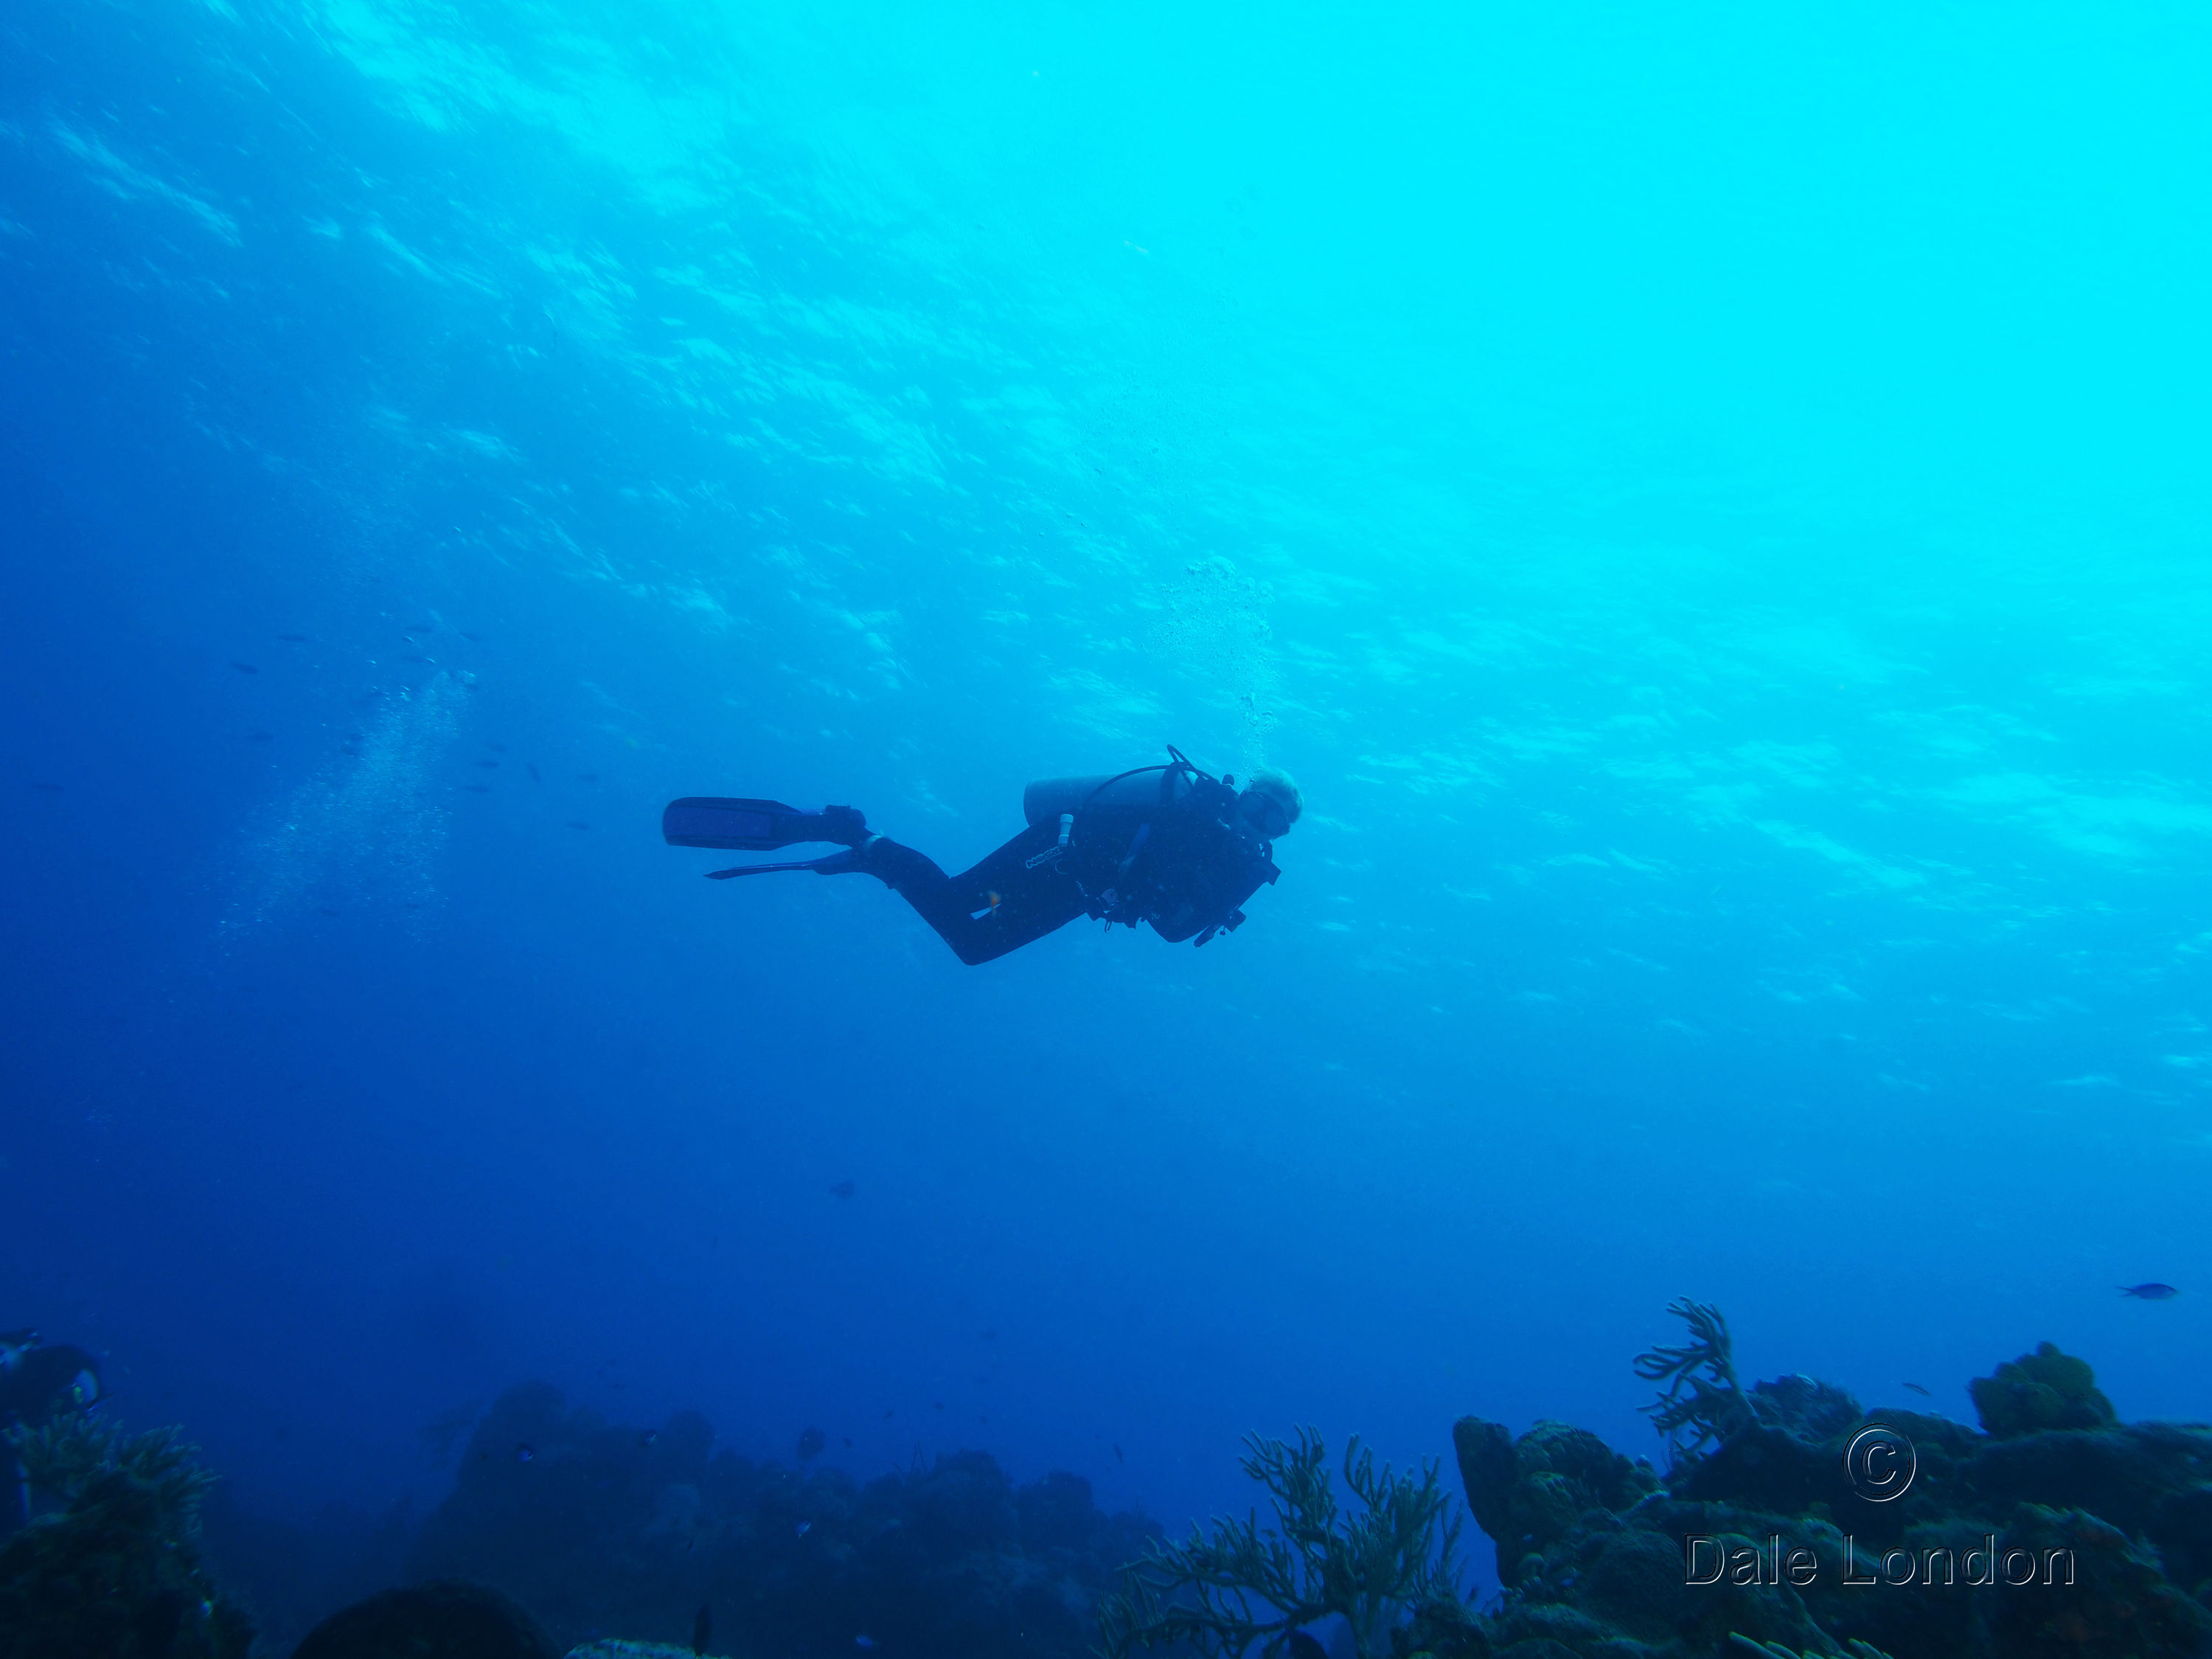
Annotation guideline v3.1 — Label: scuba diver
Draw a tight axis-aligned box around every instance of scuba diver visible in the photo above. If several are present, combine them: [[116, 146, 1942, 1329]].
[[664, 747, 1298, 966], [1, 1329, 104, 1531]]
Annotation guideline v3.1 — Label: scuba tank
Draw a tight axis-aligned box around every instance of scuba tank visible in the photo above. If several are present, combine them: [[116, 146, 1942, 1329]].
[[1023, 748, 1273, 939]]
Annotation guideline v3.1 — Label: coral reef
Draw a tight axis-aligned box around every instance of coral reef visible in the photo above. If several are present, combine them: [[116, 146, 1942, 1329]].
[[397, 1380, 1157, 1657], [1097, 1428, 1464, 1658], [41, 1311, 2212, 1659], [1441, 1307, 2212, 1659], [1114, 1304, 2212, 1659], [0, 1414, 254, 1659]]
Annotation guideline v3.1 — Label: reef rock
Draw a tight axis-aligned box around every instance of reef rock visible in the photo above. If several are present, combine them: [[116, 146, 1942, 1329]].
[[291, 1579, 557, 1659], [1969, 1342, 2118, 1439], [403, 1381, 1156, 1657], [1450, 1331, 2212, 1659]]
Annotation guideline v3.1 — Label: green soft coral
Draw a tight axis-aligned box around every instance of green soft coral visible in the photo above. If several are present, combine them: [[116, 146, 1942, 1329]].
[[1096, 1428, 1465, 1659]]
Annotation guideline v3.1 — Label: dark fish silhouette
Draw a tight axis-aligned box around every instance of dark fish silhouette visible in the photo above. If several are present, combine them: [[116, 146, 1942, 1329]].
[[830, 1180, 855, 1199], [403, 654, 435, 664], [31, 782, 62, 793], [461, 631, 485, 641], [248, 731, 274, 742], [691, 1604, 712, 1655], [276, 633, 308, 642], [1902, 1382, 1930, 1397], [1112, 1443, 1123, 1464], [462, 785, 491, 793], [2123, 1283, 2181, 1300], [841, 1436, 852, 1449], [231, 661, 258, 673], [577, 772, 599, 782], [797, 1427, 826, 1461], [527, 765, 541, 782], [476, 758, 498, 768], [567, 821, 590, 830], [485, 741, 506, 752], [515, 1443, 535, 1463]]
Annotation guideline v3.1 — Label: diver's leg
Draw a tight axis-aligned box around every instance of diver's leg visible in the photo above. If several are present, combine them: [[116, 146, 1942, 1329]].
[[827, 826, 1085, 965]]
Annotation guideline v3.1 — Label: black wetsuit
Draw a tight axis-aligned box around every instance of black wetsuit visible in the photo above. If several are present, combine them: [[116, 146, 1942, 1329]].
[[853, 763, 1280, 965]]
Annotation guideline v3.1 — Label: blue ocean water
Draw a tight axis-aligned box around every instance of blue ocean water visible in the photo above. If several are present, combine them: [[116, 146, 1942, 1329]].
[[4, 0, 2209, 1627]]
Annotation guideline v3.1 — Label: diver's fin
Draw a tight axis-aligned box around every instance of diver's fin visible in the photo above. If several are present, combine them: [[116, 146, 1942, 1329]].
[[664, 798, 869, 851], [665, 798, 805, 849], [703, 856, 843, 880]]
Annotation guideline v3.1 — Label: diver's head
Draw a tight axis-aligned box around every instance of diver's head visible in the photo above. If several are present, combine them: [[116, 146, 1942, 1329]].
[[1238, 771, 1301, 838]]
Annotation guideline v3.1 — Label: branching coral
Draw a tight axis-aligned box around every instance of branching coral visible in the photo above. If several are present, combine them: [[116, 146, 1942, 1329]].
[[0, 1413, 250, 1659], [11, 1415, 217, 1526], [1096, 1428, 1463, 1659], [1634, 1299, 1762, 1464]]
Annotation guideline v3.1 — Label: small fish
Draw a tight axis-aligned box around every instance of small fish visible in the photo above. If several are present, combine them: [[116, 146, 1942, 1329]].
[[231, 661, 258, 673], [485, 741, 506, 752], [577, 772, 599, 782], [796, 1520, 812, 1537], [476, 758, 498, 768], [461, 631, 485, 641], [248, 731, 274, 742], [830, 1180, 856, 1199], [403, 654, 435, 664], [797, 1426, 827, 1460], [855, 1638, 877, 1652], [462, 785, 491, 793], [566, 821, 590, 830], [933, 1402, 944, 1412], [527, 764, 540, 782], [515, 1443, 535, 1463], [30, 782, 62, 793], [981, 1329, 996, 1342], [276, 633, 308, 643], [1112, 1443, 1124, 1464], [841, 1436, 852, 1449], [639, 1430, 658, 1447], [1902, 1382, 1930, 1397], [2123, 1283, 2181, 1300], [317, 907, 340, 917]]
